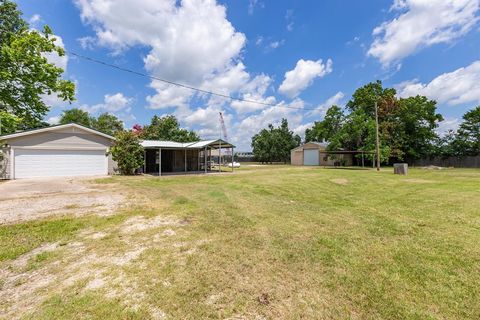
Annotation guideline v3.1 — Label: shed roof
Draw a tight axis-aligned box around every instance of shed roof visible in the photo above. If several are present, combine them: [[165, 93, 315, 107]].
[[291, 141, 328, 151]]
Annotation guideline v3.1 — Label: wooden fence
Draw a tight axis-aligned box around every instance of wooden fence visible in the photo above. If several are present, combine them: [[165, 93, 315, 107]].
[[412, 156, 480, 168]]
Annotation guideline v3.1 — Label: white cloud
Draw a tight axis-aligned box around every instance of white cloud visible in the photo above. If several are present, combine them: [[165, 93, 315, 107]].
[[248, 0, 264, 15], [233, 99, 304, 150], [278, 59, 333, 98], [82, 93, 133, 114], [46, 115, 61, 125], [396, 60, 480, 105], [308, 92, 345, 117], [43, 35, 68, 71], [183, 105, 232, 138], [285, 9, 294, 31], [78, 36, 96, 49], [436, 117, 461, 136], [267, 40, 284, 50], [75, 0, 303, 148], [293, 122, 313, 139], [231, 74, 276, 114], [368, 0, 480, 66], [146, 81, 194, 110], [29, 14, 41, 25], [76, 0, 248, 113]]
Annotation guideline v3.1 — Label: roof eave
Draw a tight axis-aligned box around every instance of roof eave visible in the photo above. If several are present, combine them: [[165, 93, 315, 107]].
[[0, 123, 115, 141]]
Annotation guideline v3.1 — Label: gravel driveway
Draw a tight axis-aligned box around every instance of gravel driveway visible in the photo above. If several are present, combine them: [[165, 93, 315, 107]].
[[0, 177, 124, 225]]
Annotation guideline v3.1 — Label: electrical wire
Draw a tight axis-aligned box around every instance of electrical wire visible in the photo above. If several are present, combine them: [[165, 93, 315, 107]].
[[68, 51, 320, 111]]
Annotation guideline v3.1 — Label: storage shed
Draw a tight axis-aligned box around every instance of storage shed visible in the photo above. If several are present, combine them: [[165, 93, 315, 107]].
[[291, 142, 353, 166]]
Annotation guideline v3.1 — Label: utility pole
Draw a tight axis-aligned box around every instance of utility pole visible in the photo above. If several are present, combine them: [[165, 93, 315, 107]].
[[375, 100, 380, 171]]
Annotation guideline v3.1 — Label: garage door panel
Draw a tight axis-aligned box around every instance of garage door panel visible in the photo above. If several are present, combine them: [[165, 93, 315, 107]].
[[14, 149, 107, 178], [303, 149, 319, 166]]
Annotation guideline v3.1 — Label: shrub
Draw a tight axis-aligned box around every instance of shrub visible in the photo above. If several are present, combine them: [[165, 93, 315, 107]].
[[109, 131, 144, 175]]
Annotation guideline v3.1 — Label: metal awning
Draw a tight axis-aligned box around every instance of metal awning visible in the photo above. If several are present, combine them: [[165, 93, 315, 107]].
[[141, 139, 235, 149]]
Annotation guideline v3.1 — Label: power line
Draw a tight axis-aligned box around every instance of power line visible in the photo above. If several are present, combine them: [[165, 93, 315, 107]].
[[68, 51, 320, 111]]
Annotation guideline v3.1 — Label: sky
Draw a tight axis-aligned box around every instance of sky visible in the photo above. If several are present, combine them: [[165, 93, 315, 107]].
[[17, 0, 480, 150]]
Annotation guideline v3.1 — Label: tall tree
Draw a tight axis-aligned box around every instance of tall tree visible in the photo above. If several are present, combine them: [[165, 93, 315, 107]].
[[0, 0, 75, 132], [140, 115, 199, 142], [274, 119, 301, 163], [59, 108, 92, 127], [392, 96, 443, 160], [346, 80, 397, 118], [251, 118, 300, 163], [454, 106, 480, 156], [92, 113, 124, 136], [305, 105, 344, 142]]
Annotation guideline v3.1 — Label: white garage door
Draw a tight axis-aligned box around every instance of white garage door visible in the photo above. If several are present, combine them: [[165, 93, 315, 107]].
[[303, 149, 319, 166], [14, 149, 107, 179]]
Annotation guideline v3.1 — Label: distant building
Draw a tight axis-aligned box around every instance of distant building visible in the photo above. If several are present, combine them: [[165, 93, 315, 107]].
[[235, 151, 254, 162], [291, 142, 353, 166]]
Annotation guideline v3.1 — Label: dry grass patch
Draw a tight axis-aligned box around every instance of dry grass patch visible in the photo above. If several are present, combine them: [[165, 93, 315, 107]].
[[330, 178, 349, 185]]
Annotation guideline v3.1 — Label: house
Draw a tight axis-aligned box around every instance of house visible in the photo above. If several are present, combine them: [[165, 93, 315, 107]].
[[0, 123, 235, 179], [291, 142, 354, 166]]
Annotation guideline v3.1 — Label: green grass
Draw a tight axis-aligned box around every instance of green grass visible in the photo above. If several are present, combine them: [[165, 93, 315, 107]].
[[24, 291, 150, 320], [3, 166, 480, 319], [0, 213, 129, 262]]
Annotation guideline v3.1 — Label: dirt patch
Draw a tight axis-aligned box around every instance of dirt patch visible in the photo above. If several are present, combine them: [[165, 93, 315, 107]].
[[120, 216, 186, 234], [421, 165, 447, 170], [0, 177, 125, 225], [330, 178, 348, 185], [10, 242, 59, 270], [0, 210, 191, 319]]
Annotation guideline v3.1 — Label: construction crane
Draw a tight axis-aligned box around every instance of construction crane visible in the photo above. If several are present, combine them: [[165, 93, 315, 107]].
[[219, 112, 231, 157]]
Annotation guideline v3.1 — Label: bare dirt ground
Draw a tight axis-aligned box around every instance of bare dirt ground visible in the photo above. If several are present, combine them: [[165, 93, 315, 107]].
[[0, 177, 125, 225]]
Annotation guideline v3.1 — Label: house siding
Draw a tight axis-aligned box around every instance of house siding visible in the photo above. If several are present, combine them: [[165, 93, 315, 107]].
[[8, 131, 112, 149]]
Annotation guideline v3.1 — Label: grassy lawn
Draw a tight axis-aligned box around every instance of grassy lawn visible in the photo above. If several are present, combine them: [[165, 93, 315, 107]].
[[1, 166, 480, 319]]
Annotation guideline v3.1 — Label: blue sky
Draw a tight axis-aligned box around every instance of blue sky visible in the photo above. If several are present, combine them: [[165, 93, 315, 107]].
[[18, 0, 480, 150]]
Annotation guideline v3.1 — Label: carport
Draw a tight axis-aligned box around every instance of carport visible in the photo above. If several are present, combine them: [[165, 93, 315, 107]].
[[141, 139, 235, 175]]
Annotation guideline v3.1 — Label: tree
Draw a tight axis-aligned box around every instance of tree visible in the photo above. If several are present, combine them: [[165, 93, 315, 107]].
[[92, 113, 123, 136], [274, 118, 301, 163], [109, 131, 144, 175], [346, 80, 397, 117], [140, 115, 199, 142], [392, 96, 443, 161], [59, 108, 92, 127], [433, 130, 457, 158], [0, 110, 21, 135], [0, 1, 75, 132], [454, 106, 480, 156], [308, 81, 443, 164], [305, 105, 344, 142], [251, 127, 272, 163], [251, 118, 300, 163]]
